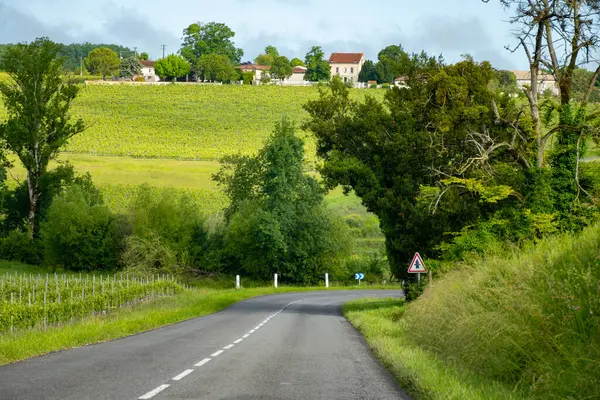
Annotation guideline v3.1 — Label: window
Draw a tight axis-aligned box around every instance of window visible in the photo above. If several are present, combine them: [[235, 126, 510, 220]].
[[336, 67, 339, 73], [351, 67, 354, 74], [344, 67, 347, 73]]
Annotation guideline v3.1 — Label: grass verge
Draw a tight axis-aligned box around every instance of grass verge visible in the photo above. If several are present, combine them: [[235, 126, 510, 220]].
[[0, 285, 399, 366], [343, 298, 527, 400]]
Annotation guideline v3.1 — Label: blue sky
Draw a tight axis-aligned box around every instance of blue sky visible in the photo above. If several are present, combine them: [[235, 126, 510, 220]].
[[0, 0, 526, 69]]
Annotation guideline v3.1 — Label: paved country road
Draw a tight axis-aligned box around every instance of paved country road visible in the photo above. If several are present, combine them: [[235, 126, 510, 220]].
[[0, 290, 410, 400]]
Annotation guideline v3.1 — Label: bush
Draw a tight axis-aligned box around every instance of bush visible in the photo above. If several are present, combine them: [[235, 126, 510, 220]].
[[370, 84, 378, 89], [382, 83, 391, 89], [134, 76, 145, 82], [0, 229, 43, 265], [41, 186, 127, 271], [121, 235, 178, 274], [342, 251, 391, 284]]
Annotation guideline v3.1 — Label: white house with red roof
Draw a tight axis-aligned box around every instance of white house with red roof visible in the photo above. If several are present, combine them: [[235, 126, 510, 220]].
[[328, 53, 365, 84]]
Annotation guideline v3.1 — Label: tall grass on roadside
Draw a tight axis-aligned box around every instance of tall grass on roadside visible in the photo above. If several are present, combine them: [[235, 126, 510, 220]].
[[403, 224, 600, 399]]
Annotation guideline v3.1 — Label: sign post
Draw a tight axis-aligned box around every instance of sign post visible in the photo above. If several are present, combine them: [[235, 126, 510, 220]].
[[325, 273, 329, 288], [407, 253, 427, 283], [354, 273, 364, 285]]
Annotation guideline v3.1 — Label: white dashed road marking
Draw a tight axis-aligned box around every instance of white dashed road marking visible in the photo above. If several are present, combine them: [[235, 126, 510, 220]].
[[194, 358, 211, 367], [172, 369, 194, 381], [139, 384, 170, 399], [137, 298, 306, 399]]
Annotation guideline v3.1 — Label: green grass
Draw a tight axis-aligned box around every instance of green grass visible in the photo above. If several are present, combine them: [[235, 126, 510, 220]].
[[343, 298, 526, 399], [0, 85, 384, 160]]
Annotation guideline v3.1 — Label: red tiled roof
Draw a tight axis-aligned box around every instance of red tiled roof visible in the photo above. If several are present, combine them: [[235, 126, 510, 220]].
[[328, 53, 364, 64], [237, 64, 271, 71], [140, 60, 155, 67], [293, 66, 307, 74]]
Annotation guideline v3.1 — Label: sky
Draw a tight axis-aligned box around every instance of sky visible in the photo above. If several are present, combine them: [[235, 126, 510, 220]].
[[0, 0, 528, 69]]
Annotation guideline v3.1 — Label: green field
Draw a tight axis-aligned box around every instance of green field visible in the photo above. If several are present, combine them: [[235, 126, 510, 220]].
[[0, 84, 385, 160]]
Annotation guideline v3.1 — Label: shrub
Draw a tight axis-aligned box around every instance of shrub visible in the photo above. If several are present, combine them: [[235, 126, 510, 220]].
[[0, 229, 43, 265], [134, 76, 145, 82], [121, 235, 178, 274], [41, 186, 127, 271], [370, 84, 378, 89], [382, 83, 391, 89]]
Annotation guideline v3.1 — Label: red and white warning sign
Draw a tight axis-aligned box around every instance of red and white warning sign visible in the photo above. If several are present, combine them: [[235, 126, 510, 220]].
[[407, 252, 427, 273]]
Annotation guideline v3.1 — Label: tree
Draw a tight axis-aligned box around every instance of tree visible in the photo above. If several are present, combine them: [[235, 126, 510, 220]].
[[271, 56, 293, 81], [290, 58, 305, 67], [303, 58, 543, 278], [59, 43, 131, 72], [0, 38, 85, 239], [358, 59, 378, 82], [180, 22, 244, 71], [120, 57, 142, 81], [375, 45, 410, 83], [154, 54, 191, 82], [84, 47, 120, 79], [254, 45, 280, 66], [197, 53, 238, 82], [304, 46, 330, 82], [138, 52, 149, 61], [494, 69, 519, 94], [214, 119, 351, 283], [485, 0, 600, 225]]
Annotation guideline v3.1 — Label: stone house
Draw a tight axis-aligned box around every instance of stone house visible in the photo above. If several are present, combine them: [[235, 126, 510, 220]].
[[328, 53, 365, 84], [511, 70, 559, 95]]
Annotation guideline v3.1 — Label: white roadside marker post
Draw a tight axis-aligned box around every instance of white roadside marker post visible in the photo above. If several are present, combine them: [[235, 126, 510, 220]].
[[274, 273, 278, 288], [236, 275, 240, 290], [325, 273, 329, 288]]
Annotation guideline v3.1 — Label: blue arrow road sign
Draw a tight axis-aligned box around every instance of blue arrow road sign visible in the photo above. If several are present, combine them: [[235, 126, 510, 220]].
[[354, 273, 364, 280]]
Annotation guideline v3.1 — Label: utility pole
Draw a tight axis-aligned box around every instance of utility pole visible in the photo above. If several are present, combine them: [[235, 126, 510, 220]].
[[80, 54, 83, 76], [161, 45, 167, 58], [133, 47, 138, 58]]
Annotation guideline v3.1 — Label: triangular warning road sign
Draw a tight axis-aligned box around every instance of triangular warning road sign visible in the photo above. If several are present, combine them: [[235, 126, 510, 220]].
[[408, 252, 427, 273]]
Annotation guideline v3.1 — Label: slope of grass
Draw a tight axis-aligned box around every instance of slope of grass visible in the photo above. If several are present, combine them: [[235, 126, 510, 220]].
[[400, 224, 600, 399], [0, 85, 385, 160], [344, 298, 525, 400]]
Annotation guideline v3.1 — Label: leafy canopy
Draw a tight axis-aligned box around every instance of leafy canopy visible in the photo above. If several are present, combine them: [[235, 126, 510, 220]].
[[84, 47, 120, 79], [181, 22, 243, 68], [304, 46, 330, 82], [154, 54, 191, 82]]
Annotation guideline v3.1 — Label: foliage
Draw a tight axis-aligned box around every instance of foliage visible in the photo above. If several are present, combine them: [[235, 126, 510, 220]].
[[241, 71, 254, 85], [304, 46, 331, 82], [154, 54, 190, 82], [197, 53, 237, 82], [84, 47, 120, 80], [0, 38, 85, 239], [494, 69, 519, 95], [40, 186, 127, 271], [180, 21, 243, 71], [290, 57, 305, 67], [0, 230, 43, 265], [358, 60, 378, 83], [303, 59, 550, 279], [138, 52, 149, 61], [375, 45, 410, 83], [59, 43, 132, 72], [254, 45, 279, 66], [214, 119, 352, 284], [403, 223, 600, 399], [270, 56, 293, 81], [119, 57, 142, 81]]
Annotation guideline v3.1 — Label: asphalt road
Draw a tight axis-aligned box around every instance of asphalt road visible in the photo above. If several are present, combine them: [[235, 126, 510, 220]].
[[0, 290, 410, 400]]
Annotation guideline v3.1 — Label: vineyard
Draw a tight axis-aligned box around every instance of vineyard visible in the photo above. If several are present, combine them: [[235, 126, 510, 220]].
[[0, 84, 385, 160], [0, 271, 185, 333]]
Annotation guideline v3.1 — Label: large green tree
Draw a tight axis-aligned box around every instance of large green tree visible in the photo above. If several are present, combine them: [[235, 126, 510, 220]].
[[375, 45, 410, 83], [0, 38, 85, 239], [358, 59, 378, 82], [197, 53, 238, 82], [254, 45, 280, 66], [304, 46, 331, 82], [303, 59, 545, 278], [84, 47, 120, 79], [181, 22, 243, 71], [120, 57, 142, 81], [154, 54, 191, 82], [270, 56, 293, 81], [290, 57, 305, 67], [214, 119, 351, 284]]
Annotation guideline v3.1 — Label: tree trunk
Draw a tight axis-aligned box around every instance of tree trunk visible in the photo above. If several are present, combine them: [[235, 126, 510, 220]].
[[27, 173, 40, 241]]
